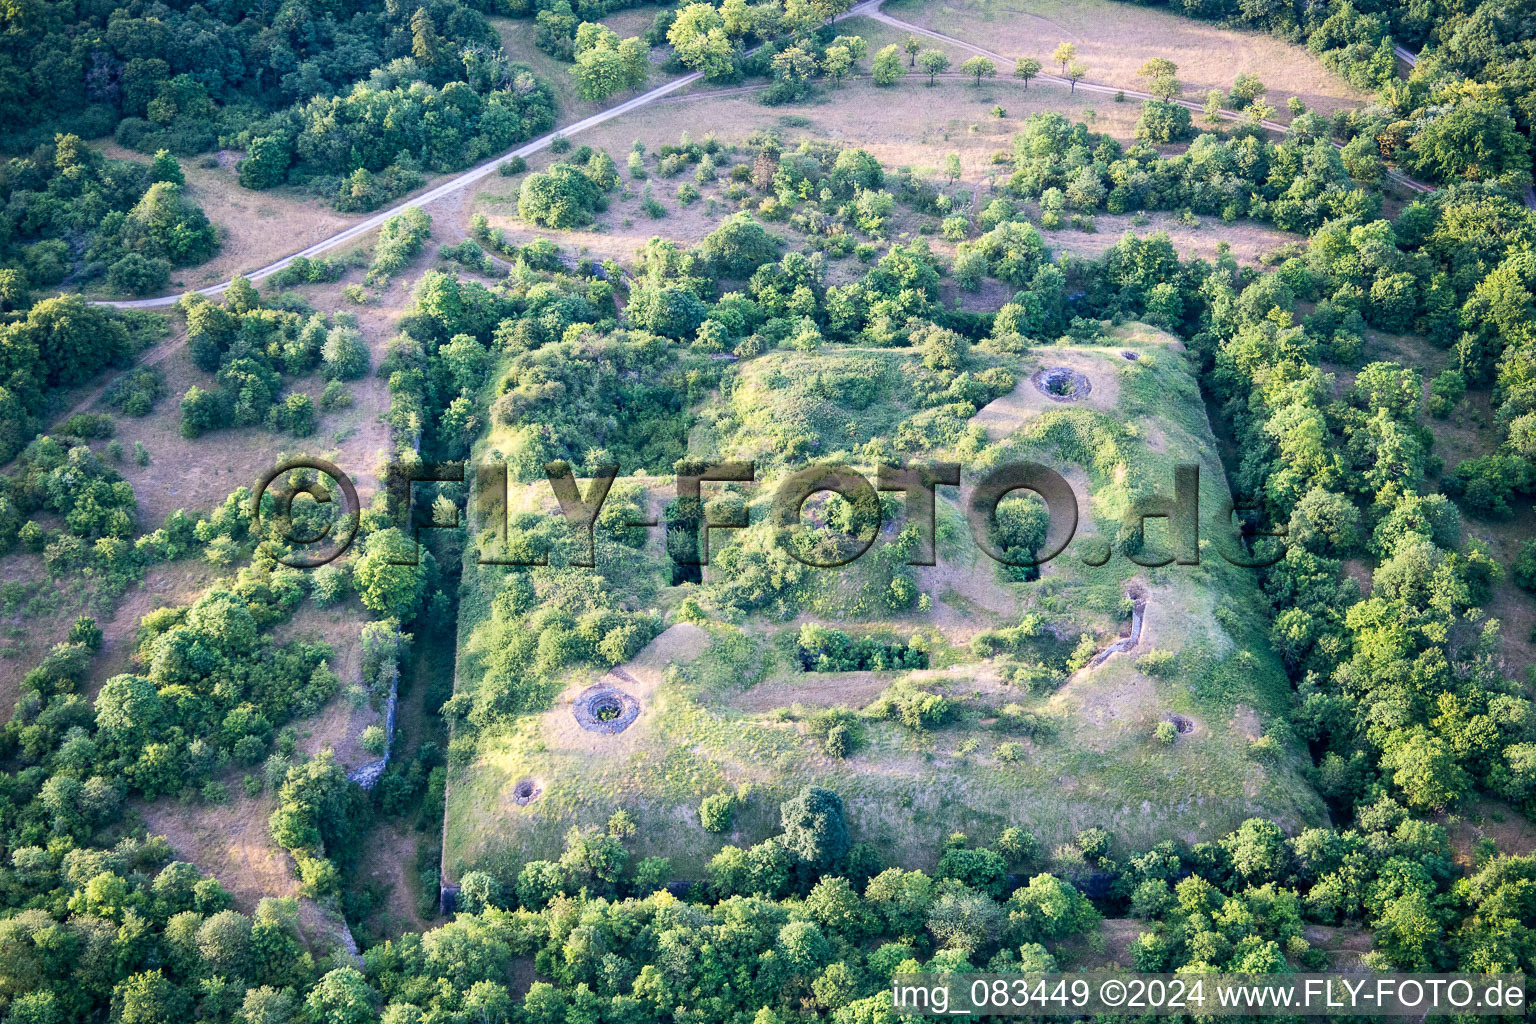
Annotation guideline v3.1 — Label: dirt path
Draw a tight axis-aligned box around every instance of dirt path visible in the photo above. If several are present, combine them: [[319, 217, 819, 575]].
[[98, 0, 885, 310], [90, 0, 1443, 315]]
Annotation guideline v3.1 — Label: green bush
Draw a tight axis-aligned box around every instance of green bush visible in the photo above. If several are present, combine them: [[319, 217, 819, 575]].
[[361, 725, 388, 756], [320, 380, 354, 411], [699, 791, 737, 833], [321, 327, 370, 381], [107, 253, 171, 296], [59, 413, 114, 439], [1513, 542, 1536, 592], [518, 164, 607, 228], [104, 367, 165, 416]]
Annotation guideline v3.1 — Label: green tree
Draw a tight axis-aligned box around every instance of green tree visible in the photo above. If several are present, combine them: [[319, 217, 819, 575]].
[[114, 971, 193, 1024], [352, 528, 430, 621], [872, 44, 906, 85], [107, 253, 171, 296], [518, 164, 606, 228], [1007, 873, 1101, 942], [917, 50, 950, 85], [1408, 101, 1530, 183], [1013, 56, 1041, 88], [321, 326, 370, 380], [780, 786, 850, 870], [1052, 41, 1076, 72], [1383, 728, 1471, 810], [668, 4, 737, 79], [410, 7, 441, 68], [149, 149, 184, 185], [305, 969, 376, 1024], [961, 56, 996, 85], [772, 45, 819, 90], [823, 45, 854, 87]]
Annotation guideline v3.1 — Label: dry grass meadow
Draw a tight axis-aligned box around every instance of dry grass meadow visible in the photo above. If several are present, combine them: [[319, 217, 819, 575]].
[[881, 0, 1373, 115]]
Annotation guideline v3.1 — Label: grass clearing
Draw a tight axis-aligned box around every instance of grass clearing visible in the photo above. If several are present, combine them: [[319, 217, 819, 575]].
[[881, 0, 1372, 115], [457, 66, 1301, 282]]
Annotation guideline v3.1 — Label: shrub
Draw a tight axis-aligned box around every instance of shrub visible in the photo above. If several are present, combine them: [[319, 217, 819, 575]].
[[1513, 542, 1536, 592], [320, 380, 354, 411], [519, 164, 606, 228], [368, 207, 432, 284], [361, 725, 388, 756], [108, 253, 171, 295], [283, 393, 316, 436], [500, 156, 528, 176], [700, 791, 737, 833], [104, 367, 166, 416], [1137, 649, 1174, 675], [1135, 99, 1193, 143], [60, 413, 114, 438], [995, 825, 1039, 863], [1075, 827, 1112, 863], [180, 386, 225, 439], [550, 133, 571, 153], [1154, 721, 1177, 744], [825, 723, 851, 758], [1429, 369, 1466, 418], [311, 564, 349, 605], [267, 256, 345, 288], [321, 327, 370, 380], [1066, 634, 1098, 671]]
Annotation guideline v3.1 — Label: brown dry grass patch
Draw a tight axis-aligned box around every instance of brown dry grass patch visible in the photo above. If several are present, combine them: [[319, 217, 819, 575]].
[[882, 0, 1371, 116], [95, 142, 356, 292], [140, 794, 300, 912]]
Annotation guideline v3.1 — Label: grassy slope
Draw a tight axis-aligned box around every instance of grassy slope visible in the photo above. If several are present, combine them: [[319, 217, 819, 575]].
[[443, 323, 1326, 882]]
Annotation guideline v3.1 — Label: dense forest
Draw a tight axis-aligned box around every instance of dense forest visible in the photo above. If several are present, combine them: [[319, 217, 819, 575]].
[[0, 0, 557, 212]]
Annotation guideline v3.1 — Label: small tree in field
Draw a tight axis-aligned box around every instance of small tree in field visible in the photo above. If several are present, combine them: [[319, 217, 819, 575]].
[[1137, 57, 1178, 80], [905, 33, 921, 66], [1014, 56, 1042, 88], [1204, 89, 1225, 124], [1052, 41, 1076, 73], [918, 49, 950, 85], [1149, 74, 1181, 100], [1066, 60, 1086, 93], [961, 55, 996, 85], [872, 44, 906, 85]]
